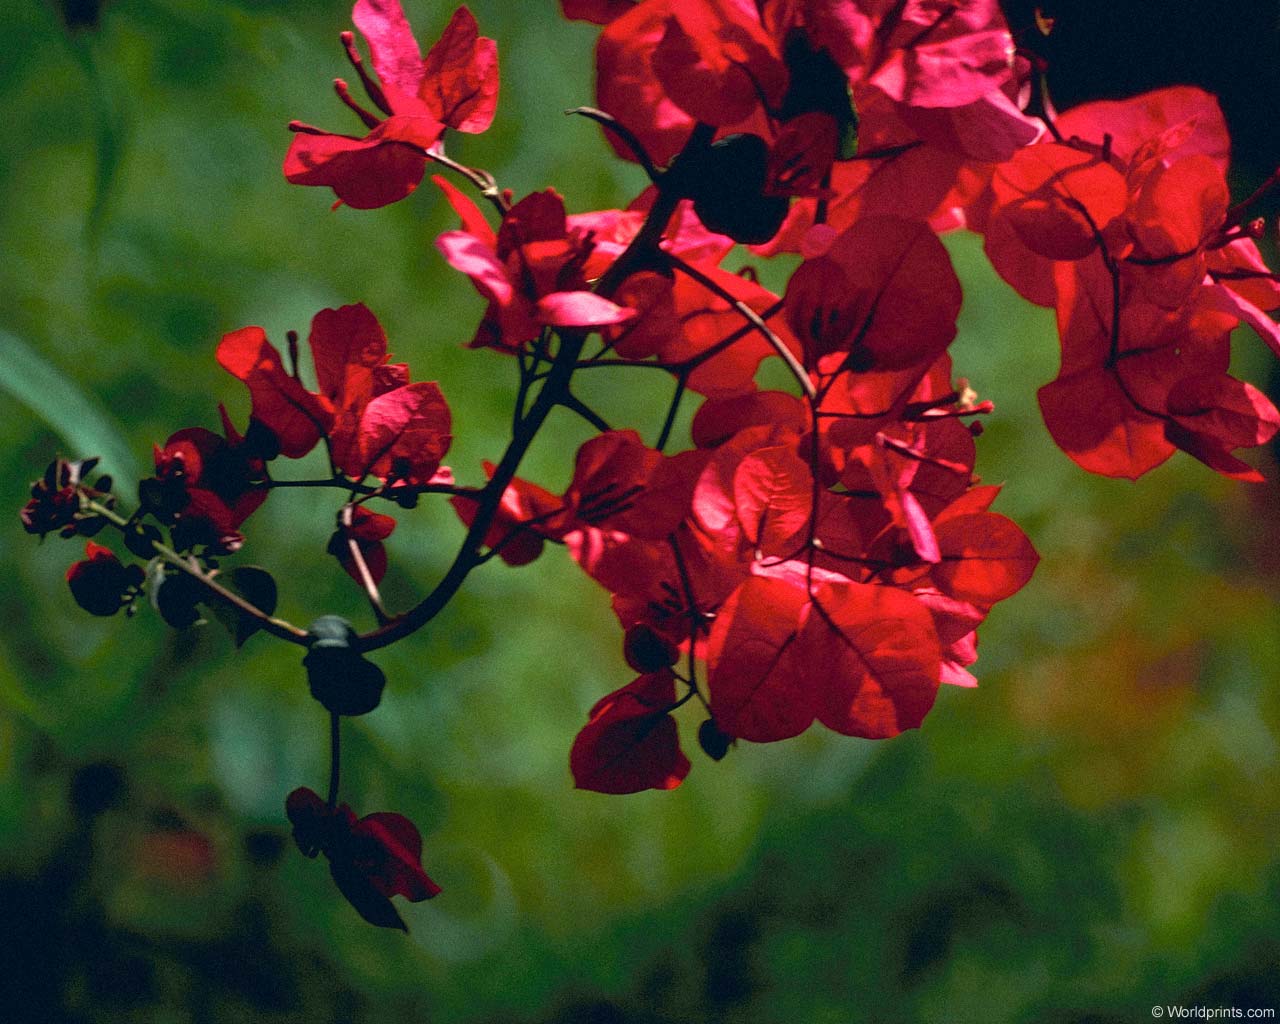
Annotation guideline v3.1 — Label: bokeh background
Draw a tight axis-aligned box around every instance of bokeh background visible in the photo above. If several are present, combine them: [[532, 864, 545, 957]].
[[3, 1, 1280, 1021]]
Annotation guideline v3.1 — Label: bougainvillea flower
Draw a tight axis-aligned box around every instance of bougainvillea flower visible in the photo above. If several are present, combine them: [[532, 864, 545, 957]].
[[21, 457, 104, 539], [153, 409, 270, 527], [990, 143, 1129, 262], [355, 2, 498, 132], [436, 184, 635, 350], [570, 670, 691, 794], [589, 0, 1034, 224], [1038, 261, 1240, 479], [66, 542, 144, 617], [286, 786, 440, 931], [285, 3, 498, 209], [555, 431, 702, 540], [216, 328, 330, 459], [217, 304, 452, 485], [559, 0, 634, 25], [1053, 86, 1230, 174], [649, 0, 787, 129], [1163, 374, 1280, 482]]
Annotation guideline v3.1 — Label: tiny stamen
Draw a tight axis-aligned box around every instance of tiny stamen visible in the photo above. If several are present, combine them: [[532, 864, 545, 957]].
[[334, 78, 382, 131], [341, 30, 393, 116]]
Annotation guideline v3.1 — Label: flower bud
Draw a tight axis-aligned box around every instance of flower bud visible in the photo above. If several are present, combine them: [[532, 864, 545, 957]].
[[698, 718, 733, 761], [623, 624, 679, 674], [66, 543, 143, 617], [304, 615, 387, 716]]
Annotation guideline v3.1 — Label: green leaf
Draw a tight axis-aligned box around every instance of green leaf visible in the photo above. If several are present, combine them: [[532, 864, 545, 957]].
[[222, 566, 279, 647], [0, 329, 140, 481]]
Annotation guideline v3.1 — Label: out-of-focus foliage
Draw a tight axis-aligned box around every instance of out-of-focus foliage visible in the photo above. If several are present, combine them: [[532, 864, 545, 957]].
[[2, 1, 1279, 1021]]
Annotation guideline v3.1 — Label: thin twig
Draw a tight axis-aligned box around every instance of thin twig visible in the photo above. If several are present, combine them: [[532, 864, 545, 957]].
[[666, 253, 815, 398], [564, 106, 662, 183], [85, 499, 310, 645]]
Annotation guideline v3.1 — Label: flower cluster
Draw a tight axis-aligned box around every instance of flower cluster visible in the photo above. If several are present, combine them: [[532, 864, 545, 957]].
[[21, 0, 1280, 925]]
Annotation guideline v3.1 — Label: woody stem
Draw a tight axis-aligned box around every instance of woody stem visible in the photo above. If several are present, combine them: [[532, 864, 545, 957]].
[[84, 499, 310, 645], [355, 149, 691, 654], [326, 712, 341, 809], [340, 504, 392, 626]]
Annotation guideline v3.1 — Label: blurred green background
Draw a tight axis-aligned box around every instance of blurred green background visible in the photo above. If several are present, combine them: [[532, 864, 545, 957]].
[[3, 1, 1280, 1022]]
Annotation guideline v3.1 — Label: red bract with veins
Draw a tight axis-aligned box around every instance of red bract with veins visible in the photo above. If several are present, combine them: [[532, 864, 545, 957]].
[[786, 215, 962, 374], [1039, 253, 1278, 480], [285, 3, 498, 209], [331, 506, 397, 585], [449, 461, 565, 567], [570, 669, 692, 794], [963, 85, 1280, 478]]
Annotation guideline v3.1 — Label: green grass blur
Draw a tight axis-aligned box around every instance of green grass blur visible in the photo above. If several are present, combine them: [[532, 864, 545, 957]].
[[2, 1, 1280, 1021]]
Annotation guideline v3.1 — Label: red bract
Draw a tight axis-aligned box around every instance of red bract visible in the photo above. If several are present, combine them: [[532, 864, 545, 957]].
[[587, 0, 1031, 182], [704, 576, 942, 742], [286, 786, 441, 931], [959, 85, 1280, 480], [570, 670, 691, 794], [1164, 375, 1280, 482], [785, 215, 962, 374], [704, 576, 812, 742], [650, 0, 787, 129], [557, 431, 700, 539], [152, 408, 270, 538], [217, 304, 452, 485], [216, 328, 329, 460], [285, 3, 498, 209], [330, 506, 397, 584], [989, 143, 1128, 262], [930, 511, 1041, 606]]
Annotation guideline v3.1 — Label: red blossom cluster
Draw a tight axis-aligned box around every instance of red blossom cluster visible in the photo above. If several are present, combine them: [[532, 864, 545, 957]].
[[22, 0, 1280, 926]]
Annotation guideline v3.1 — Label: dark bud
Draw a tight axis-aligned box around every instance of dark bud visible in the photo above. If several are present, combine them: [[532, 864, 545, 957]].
[[623, 624, 679, 674], [22, 456, 99, 538], [679, 134, 790, 245], [304, 616, 386, 717], [171, 514, 243, 556], [67, 548, 144, 617], [698, 718, 733, 761], [124, 523, 163, 559], [393, 488, 420, 510], [152, 570, 205, 629], [285, 786, 334, 858], [329, 856, 408, 931]]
